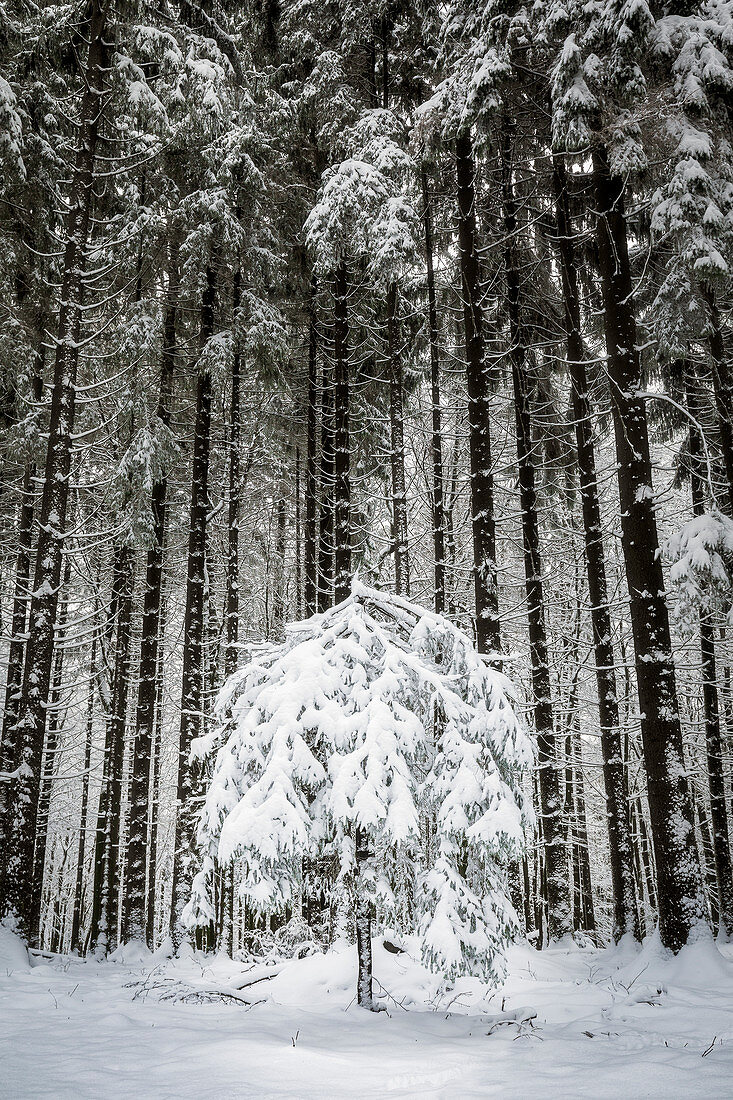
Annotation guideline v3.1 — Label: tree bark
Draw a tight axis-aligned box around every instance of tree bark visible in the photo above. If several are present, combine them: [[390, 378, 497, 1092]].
[[0, 346, 44, 899], [686, 366, 733, 935], [455, 133, 500, 655], [333, 262, 351, 603], [702, 287, 733, 514], [592, 145, 704, 950], [32, 557, 71, 947], [421, 166, 446, 614], [70, 612, 98, 953], [318, 355, 335, 612], [354, 826, 375, 1010], [170, 262, 217, 946], [387, 282, 409, 596], [225, 267, 242, 677], [304, 289, 319, 615], [124, 239, 179, 945]]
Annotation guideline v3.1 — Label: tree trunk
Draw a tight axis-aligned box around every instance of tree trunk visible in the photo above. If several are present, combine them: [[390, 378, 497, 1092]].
[[0, 347, 44, 899], [89, 543, 133, 954], [146, 625, 166, 946], [553, 158, 638, 940], [333, 262, 351, 603], [70, 613, 98, 953], [318, 355, 335, 612], [387, 282, 409, 596], [124, 239, 179, 945], [170, 263, 217, 946], [686, 367, 733, 935], [455, 133, 500, 655], [421, 166, 446, 614], [33, 557, 71, 947], [1, 0, 108, 940], [354, 826, 375, 1010], [592, 145, 704, 950], [273, 493, 287, 633], [225, 267, 242, 677], [703, 287, 733, 514], [304, 289, 319, 615]]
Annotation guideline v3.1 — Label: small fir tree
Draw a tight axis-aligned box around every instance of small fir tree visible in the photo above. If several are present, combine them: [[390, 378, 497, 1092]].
[[186, 580, 533, 1009]]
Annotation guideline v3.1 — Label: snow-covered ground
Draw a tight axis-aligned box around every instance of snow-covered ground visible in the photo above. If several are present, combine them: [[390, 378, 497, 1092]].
[[2, 927, 733, 1098]]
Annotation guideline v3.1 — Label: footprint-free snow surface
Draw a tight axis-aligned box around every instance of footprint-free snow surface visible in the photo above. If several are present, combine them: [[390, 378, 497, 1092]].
[[2, 927, 732, 1098]]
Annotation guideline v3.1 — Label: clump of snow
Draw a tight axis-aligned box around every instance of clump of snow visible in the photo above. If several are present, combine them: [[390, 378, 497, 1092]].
[[0, 925, 29, 974]]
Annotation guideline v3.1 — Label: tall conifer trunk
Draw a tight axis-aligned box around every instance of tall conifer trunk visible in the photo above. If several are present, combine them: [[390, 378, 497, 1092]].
[[387, 282, 409, 595], [702, 288, 733, 514], [304, 289, 319, 615], [553, 160, 638, 940], [333, 262, 351, 603], [318, 356, 334, 612], [124, 240, 179, 945], [33, 557, 71, 946], [686, 367, 733, 935], [592, 145, 704, 950], [422, 167, 446, 614], [224, 264, 242, 676], [170, 263, 217, 945], [455, 133, 500, 655], [1, 0, 108, 940], [71, 614, 98, 952], [0, 347, 43, 898]]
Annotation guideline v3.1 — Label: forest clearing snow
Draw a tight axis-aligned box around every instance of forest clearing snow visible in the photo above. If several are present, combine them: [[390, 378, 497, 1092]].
[[2, 927, 733, 1098]]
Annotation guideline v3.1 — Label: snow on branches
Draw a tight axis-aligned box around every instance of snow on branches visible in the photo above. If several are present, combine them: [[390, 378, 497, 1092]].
[[668, 509, 733, 633], [186, 581, 534, 987]]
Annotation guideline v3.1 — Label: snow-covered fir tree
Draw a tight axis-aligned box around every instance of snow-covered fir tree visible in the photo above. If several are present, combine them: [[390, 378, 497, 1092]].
[[186, 581, 533, 1006]]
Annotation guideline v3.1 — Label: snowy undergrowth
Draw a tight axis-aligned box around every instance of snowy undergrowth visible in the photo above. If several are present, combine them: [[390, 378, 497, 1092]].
[[2, 927, 733, 1098]]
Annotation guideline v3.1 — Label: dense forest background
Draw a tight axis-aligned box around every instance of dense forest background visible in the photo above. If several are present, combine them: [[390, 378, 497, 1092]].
[[0, 0, 732, 963]]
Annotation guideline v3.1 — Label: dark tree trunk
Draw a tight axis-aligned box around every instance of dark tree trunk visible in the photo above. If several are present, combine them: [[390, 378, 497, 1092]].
[[146, 626, 166, 945], [170, 263, 217, 946], [304, 290, 319, 615], [225, 267, 242, 677], [318, 355, 335, 612], [568, 733, 595, 932], [124, 239, 179, 945], [553, 159, 638, 940], [421, 166, 446, 614], [89, 543, 134, 954], [333, 262, 351, 603], [98, 545, 134, 954], [71, 614, 98, 953], [387, 282, 409, 596], [295, 448, 302, 617], [686, 367, 733, 935], [0, 347, 44, 899], [593, 145, 704, 950], [502, 131, 571, 938], [455, 133, 500, 655], [354, 826, 375, 1010], [2, 0, 108, 940], [33, 557, 71, 947], [273, 494, 287, 633], [703, 288, 733, 514]]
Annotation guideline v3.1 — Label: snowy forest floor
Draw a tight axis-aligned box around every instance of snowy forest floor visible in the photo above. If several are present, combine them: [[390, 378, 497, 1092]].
[[2, 929, 733, 1098]]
